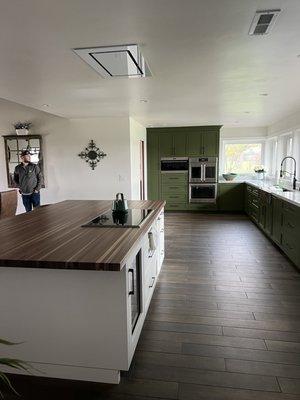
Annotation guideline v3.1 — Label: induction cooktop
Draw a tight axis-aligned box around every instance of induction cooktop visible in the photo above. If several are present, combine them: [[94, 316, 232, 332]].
[[82, 208, 153, 228]]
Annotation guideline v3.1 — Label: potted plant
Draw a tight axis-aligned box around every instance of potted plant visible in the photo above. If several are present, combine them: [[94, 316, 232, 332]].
[[254, 165, 266, 180], [13, 122, 32, 136], [0, 338, 31, 397]]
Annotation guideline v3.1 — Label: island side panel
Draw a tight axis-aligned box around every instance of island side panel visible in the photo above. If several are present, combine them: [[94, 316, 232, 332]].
[[0, 267, 129, 382]]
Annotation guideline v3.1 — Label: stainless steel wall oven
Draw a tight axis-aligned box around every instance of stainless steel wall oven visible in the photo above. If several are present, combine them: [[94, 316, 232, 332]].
[[189, 157, 218, 183]]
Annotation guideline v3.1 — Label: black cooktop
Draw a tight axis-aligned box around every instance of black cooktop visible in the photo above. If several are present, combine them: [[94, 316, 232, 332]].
[[82, 208, 153, 228]]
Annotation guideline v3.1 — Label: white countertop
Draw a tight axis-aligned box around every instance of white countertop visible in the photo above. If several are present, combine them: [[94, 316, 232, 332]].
[[245, 180, 300, 207], [218, 180, 300, 207]]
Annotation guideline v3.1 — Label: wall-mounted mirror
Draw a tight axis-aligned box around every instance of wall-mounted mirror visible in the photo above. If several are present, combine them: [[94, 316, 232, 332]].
[[3, 135, 45, 188]]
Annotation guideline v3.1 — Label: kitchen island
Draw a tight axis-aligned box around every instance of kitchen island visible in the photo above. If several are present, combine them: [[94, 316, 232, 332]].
[[0, 200, 165, 384]]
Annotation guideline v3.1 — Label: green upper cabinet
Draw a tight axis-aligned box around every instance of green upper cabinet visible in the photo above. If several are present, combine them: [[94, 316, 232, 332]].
[[186, 126, 220, 157], [147, 131, 159, 170], [186, 131, 201, 156], [173, 132, 187, 156], [201, 128, 219, 156], [159, 133, 173, 157]]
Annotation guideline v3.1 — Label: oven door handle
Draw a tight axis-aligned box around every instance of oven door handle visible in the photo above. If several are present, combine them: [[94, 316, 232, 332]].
[[203, 164, 206, 182], [201, 164, 204, 182]]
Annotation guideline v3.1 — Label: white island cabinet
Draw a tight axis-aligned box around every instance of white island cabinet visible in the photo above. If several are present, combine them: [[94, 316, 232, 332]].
[[0, 202, 165, 384]]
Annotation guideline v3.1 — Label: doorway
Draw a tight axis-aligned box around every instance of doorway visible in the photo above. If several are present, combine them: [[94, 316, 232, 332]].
[[139, 140, 145, 200]]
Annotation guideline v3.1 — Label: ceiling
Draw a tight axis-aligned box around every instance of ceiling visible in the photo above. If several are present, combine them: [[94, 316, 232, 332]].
[[1, 0, 300, 127]]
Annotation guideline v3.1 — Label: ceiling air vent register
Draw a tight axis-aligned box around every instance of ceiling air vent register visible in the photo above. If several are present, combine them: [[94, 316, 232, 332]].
[[73, 44, 151, 78], [249, 9, 281, 35]]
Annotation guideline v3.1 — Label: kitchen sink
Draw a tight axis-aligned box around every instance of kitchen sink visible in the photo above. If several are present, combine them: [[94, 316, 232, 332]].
[[269, 185, 293, 192]]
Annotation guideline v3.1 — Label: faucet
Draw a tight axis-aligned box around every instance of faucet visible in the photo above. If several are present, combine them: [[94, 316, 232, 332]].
[[279, 156, 297, 190]]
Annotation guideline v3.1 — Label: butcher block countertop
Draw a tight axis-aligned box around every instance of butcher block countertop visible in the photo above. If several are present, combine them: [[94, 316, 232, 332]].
[[0, 200, 165, 271]]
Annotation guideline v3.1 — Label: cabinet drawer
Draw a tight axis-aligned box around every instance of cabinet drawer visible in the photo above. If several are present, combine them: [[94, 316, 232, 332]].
[[251, 200, 259, 209], [161, 173, 188, 184], [162, 185, 187, 194], [162, 193, 187, 202], [165, 202, 187, 210]]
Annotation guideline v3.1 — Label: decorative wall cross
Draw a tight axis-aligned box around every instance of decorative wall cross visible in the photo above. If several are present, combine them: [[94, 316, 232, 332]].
[[78, 140, 107, 170]]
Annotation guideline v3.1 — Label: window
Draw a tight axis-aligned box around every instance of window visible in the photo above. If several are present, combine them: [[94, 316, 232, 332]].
[[221, 141, 264, 175], [265, 131, 300, 182]]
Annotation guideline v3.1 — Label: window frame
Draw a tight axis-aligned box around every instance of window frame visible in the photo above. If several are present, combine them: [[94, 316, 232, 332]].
[[220, 137, 266, 177]]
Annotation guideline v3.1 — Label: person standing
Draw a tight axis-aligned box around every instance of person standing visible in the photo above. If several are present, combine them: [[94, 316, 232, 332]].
[[14, 150, 43, 212]]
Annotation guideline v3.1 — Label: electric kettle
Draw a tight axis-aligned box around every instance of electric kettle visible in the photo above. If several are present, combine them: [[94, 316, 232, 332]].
[[112, 193, 128, 212]]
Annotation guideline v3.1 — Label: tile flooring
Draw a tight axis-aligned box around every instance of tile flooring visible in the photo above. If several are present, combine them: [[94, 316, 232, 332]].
[[6, 213, 300, 399]]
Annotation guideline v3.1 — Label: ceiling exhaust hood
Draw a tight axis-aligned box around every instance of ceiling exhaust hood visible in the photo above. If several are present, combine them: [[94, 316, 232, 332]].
[[248, 9, 281, 35], [73, 44, 151, 78]]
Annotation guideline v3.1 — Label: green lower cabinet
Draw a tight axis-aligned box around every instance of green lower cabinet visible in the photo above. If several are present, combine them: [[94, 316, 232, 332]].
[[218, 183, 244, 211], [186, 202, 218, 211], [161, 173, 188, 210], [271, 196, 283, 245], [147, 169, 160, 200], [281, 202, 300, 267], [245, 185, 299, 269]]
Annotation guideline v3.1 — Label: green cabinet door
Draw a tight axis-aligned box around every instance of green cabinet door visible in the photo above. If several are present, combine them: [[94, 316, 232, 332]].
[[148, 170, 160, 200], [272, 196, 282, 245], [173, 132, 187, 156], [159, 133, 173, 157], [186, 132, 201, 156], [218, 183, 245, 211], [265, 194, 273, 236], [147, 132, 159, 171], [202, 131, 219, 156]]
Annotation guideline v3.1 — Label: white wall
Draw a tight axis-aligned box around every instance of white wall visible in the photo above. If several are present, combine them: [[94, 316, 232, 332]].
[[44, 117, 132, 203], [0, 98, 145, 213], [221, 127, 267, 139], [267, 107, 300, 136], [129, 118, 147, 200]]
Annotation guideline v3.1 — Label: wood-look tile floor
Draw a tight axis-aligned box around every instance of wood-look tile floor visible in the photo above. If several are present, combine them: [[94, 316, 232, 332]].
[[6, 213, 300, 399]]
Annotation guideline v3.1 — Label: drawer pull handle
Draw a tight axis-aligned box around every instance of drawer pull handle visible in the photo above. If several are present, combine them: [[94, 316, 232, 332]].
[[287, 222, 295, 229], [128, 268, 134, 295], [149, 277, 155, 288]]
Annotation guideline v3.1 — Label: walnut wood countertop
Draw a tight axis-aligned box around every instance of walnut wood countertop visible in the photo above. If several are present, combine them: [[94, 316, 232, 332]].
[[0, 200, 165, 271]]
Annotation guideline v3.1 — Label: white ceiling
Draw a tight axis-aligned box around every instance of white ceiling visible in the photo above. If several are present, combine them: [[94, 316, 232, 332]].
[[1, 0, 300, 127]]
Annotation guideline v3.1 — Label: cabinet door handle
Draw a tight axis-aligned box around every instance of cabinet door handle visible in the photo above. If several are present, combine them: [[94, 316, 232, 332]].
[[287, 222, 295, 229], [149, 277, 155, 288], [128, 268, 134, 295]]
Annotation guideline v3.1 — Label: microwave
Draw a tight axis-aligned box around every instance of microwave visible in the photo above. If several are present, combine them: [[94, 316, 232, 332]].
[[161, 157, 189, 172]]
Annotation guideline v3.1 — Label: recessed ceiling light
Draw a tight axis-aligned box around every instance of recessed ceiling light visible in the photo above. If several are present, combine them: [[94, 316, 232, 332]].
[[260, 93, 268, 96], [42, 104, 50, 107], [140, 99, 148, 103], [244, 111, 250, 114]]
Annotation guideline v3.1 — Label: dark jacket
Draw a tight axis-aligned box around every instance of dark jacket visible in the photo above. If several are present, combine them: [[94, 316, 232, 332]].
[[14, 163, 43, 194]]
